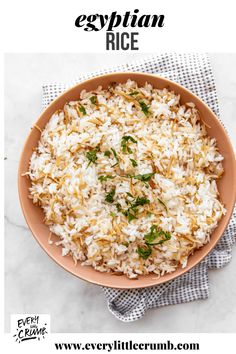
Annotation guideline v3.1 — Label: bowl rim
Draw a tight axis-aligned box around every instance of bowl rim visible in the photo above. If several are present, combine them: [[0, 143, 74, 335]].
[[18, 71, 236, 289]]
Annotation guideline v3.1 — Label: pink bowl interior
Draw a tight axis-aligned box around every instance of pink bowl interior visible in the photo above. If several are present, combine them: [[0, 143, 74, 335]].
[[18, 73, 236, 289]]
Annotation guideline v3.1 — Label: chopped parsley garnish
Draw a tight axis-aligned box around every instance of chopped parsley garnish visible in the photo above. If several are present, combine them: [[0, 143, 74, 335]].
[[116, 203, 122, 212], [130, 197, 150, 210], [110, 212, 116, 218], [144, 225, 171, 245], [90, 96, 97, 105], [120, 196, 150, 222], [137, 245, 152, 259], [144, 225, 159, 244], [139, 101, 150, 116], [104, 148, 119, 167], [105, 188, 116, 203], [157, 198, 168, 212], [133, 173, 155, 182], [130, 158, 138, 167], [86, 148, 99, 167], [111, 148, 119, 167], [126, 192, 134, 198], [104, 150, 112, 157], [121, 136, 137, 154], [137, 226, 171, 259], [98, 175, 114, 182], [79, 105, 87, 116], [122, 210, 137, 222], [129, 91, 139, 96]]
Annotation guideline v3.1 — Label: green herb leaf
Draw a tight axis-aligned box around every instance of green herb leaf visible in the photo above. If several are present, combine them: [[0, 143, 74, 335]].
[[86, 148, 99, 167], [116, 203, 122, 212], [151, 231, 171, 245], [144, 225, 159, 244], [144, 225, 171, 245], [105, 188, 116, 203], [139, 101, 150, 116], [110, 212, 116, 218], [137, 225, 170, 259], [121, 136, 137, 154], [137, 245, 152, 259], [130, 158, 138, 167], [90, 96, 97, 105], [126, 192, 134, 199], [98, 175, 114, 182], [127, 212, 137, 222], [133, 173, 155, 182], [104, 150, 112, 157], [111, 148, 119, 167], [79, 105, 87, 116], [121, 196, 150, 222], [157, 198, 168, 212], [122, 210, 137, 222], [129, 91, 139, 96], [130, 197, 150, 210]]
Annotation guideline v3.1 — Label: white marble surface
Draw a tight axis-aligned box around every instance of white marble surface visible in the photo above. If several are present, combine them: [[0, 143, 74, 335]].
[[4, 53, 236, 333]]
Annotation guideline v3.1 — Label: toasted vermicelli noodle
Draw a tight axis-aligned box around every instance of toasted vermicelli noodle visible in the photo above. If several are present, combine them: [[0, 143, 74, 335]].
[[28, 80, 225, 278]]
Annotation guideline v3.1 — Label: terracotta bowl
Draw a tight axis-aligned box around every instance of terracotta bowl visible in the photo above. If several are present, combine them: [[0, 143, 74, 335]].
[[18, 72, 236, 289]]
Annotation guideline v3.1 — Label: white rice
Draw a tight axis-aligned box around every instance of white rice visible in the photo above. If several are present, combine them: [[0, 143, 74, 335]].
[[28, 80, 225, 279]]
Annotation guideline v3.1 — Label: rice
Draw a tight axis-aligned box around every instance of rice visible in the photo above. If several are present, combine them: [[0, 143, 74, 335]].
[[27, 80, 226, 279]]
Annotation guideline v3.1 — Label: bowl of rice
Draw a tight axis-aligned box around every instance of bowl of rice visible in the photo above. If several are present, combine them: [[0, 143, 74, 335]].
[[18, 72, 236, 289]]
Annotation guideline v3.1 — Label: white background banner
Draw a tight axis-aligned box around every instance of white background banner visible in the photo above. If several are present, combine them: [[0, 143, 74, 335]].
[[3, 332, 236, 353], [1, 0, 236, 52]]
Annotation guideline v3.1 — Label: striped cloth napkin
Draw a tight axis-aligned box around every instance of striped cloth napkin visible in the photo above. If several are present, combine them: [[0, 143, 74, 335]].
[[42, 53, 236, 322]]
